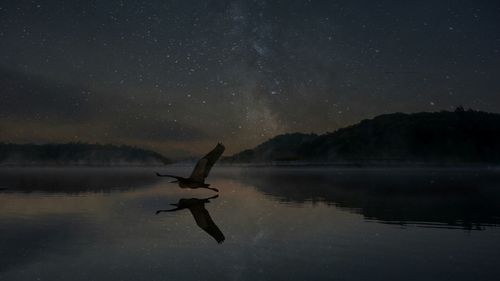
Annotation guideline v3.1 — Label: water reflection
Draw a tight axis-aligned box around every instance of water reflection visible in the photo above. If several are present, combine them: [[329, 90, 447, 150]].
[[234, 168, 500, 230], [1, 167, 500, 281], [0, 215, 90, 273], [156, 195, 225, 243], [0, 168, 160, 193]]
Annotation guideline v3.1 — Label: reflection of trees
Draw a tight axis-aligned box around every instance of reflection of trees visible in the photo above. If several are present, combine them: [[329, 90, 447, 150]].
[[237, 169, 500, 230], [0, 168, 161, 194]]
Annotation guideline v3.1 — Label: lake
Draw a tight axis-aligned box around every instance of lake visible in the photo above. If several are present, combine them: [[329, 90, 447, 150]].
[[1, 167, 500, 281]]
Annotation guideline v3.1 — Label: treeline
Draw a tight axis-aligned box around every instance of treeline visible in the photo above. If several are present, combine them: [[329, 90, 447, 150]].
[[225, 108, 500, 164], [0, 143, 171, 166]]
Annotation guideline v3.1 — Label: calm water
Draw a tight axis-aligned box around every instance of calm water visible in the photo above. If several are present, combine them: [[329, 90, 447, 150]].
[[1, 167, 500, 281]]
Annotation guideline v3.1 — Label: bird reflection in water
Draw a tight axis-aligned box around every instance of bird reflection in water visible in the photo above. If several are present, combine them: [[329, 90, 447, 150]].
[[156, 194, 225, 243]]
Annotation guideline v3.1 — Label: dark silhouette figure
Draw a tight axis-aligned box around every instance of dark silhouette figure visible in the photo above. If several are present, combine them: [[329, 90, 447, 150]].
[[156, 143, 225, 192], [156, 195, 225, 243]]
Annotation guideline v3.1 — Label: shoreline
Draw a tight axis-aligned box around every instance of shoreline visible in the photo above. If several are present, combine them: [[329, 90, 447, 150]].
[[1, 162, 499, 169]]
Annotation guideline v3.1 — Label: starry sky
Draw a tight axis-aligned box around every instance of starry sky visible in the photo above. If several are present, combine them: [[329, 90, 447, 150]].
[[1, 0, 499, 157]]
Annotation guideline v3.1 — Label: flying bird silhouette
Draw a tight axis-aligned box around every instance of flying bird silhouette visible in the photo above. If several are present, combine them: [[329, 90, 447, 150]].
[[156, 143, 225, 192], [156, 194, 225, 243]]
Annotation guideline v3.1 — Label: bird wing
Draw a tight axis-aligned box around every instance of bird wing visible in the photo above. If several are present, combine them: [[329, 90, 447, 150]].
[[188, 205, 225, 243], [155, 206, 184, 215], [189, 143, 225, 182]]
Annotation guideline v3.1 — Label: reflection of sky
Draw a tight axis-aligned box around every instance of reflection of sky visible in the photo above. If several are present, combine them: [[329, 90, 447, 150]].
[[1, 168, 500, 280]]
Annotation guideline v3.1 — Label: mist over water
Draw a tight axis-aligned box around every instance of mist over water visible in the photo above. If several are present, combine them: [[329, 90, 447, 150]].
[[1, 167, 499, 281]]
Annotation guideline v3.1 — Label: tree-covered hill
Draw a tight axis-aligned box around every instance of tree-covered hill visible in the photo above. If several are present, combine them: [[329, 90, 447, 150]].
[[0, 143, 170, 166], [225, 109, 500, 164]]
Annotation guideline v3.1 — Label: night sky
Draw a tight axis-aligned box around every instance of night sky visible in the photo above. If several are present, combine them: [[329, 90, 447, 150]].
[[1, 0, 499, 157]]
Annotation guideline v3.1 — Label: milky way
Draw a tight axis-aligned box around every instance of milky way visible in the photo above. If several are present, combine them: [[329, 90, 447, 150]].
[[1, 0, 499, 157]]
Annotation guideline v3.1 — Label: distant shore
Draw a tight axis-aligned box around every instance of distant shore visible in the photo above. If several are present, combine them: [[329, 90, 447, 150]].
[[218, 161, 500, 169], [0, 163, 165, 167], [4, 161, 497, 169]]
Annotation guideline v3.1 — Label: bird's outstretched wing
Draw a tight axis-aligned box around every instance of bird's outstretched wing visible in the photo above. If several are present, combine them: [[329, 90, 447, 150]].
[[189, 143, 225, 182], [188, 205, 225, 243], [155, 206, 183, 215]]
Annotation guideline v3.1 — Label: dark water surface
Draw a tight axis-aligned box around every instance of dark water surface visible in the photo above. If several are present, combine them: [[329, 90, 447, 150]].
[[1, 167, 499, 281]]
